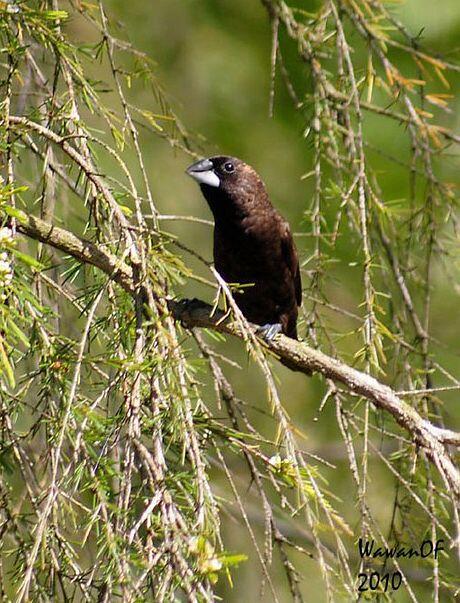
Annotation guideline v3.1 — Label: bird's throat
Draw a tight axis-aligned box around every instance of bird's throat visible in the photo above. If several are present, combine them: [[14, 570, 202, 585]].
[[200, 185, 250, 226]]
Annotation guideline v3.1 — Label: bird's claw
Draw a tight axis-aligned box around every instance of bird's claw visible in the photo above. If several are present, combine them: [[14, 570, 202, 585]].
[[177, 297, 207, 312], [257, 323, 282, 341], [175, 298, 210, 325]]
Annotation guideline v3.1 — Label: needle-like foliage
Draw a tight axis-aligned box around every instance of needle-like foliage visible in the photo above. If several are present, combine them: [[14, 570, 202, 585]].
[[0, 1, 458, 601]]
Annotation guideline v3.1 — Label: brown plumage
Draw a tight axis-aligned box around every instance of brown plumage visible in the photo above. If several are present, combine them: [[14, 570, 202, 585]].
[[186, 156, 301, 339]]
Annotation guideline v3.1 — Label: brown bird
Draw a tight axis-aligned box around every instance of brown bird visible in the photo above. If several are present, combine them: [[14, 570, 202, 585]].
[[186, 156, 301, 340]]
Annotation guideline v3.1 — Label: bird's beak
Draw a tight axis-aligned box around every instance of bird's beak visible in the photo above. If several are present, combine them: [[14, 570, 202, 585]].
[[186, 158, 220, 188]]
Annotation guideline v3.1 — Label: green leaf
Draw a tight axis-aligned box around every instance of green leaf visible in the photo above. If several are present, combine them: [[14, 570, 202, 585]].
[[41, 10, 69, 21], [3, 206, 27, 223], [6, 317, 30, 348], [219, 553, 248, 567], [12, 249, 45, 270], [0, 340, 15, 388], [118, 204, 133, 218]]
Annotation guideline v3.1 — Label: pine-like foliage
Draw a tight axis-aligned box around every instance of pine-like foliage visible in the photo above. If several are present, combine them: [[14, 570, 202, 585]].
[[0, 1, 458, 601]]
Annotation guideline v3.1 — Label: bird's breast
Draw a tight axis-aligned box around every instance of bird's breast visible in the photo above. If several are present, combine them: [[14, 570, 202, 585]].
[[213, 216, 283, 283]]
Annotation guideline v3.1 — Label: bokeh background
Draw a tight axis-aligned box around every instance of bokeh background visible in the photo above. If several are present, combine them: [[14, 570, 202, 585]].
[[100, 0, 460, 378], [57, 0, 460, 600]]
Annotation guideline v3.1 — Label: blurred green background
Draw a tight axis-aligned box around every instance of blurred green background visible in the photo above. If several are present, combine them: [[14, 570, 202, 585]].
[[62, 1, 459, 599]]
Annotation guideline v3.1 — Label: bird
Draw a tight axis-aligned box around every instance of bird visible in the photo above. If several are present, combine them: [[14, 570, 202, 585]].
[[186, 155, 302, 340]]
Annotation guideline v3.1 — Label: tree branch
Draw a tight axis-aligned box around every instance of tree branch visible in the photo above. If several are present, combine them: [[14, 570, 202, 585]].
[[17, 212, 135, 294], [15, 212, 460, 498]]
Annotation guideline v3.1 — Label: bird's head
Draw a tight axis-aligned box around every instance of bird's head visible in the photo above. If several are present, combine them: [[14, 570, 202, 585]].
[[186, 156, 268, 219], [186, 156, 244, 191], [186, 155, 263, 195]]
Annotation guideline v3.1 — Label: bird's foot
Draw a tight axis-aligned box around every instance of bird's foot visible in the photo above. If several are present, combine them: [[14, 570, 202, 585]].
[[256, 322, 283, 341], [175, 297, 210, 319], [178, 297, 209, 311]]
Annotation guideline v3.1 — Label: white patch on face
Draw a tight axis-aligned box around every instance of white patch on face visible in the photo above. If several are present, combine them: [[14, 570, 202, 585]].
[[189, 170, 220, 188]]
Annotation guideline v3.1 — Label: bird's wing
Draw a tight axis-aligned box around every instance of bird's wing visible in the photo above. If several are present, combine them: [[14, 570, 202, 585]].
[[281, 221, 302, 307]]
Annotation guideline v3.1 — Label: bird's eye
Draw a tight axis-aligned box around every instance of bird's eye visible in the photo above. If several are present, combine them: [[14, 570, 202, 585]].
[[223, 162, 234, 173]]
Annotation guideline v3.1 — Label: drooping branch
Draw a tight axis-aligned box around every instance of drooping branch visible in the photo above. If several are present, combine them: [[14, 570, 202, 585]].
[[17, 212, 135, 294], [15, 211, 460, 498], [260, 0, 460, 146]]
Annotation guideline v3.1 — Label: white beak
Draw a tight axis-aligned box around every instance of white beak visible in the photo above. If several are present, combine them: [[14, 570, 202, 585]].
[[186, 158, 220, 188]]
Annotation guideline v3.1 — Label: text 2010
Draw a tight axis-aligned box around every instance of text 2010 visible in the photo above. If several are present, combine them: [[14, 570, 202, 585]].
[[357, 571, 402, 592]]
